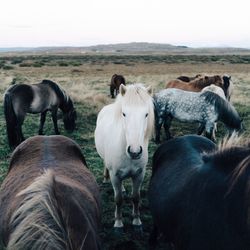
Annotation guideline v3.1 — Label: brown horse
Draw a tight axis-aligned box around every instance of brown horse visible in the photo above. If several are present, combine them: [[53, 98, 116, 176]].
[[110, 74, 126, 98], [166, 75, 231, 100], [177, 74, 202, 82], [0, 135, 101, 250]]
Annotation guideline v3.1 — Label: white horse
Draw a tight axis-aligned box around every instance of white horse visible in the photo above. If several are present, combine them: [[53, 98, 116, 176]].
[[95, 83, 154, 232]]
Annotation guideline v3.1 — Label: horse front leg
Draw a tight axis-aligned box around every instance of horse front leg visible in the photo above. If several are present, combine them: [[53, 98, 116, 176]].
[[38, 111, 47, 135], [103, 166, 110, 184], [155, 116, 164, 144], [205, 123, 215, 142], [197, 123, 205, 135], [110, 173, 124, 232], [131, 169, 145, 234], [51, 108, 60, 135], [110, 85, 115, 98], [163, 115, 173, 140]]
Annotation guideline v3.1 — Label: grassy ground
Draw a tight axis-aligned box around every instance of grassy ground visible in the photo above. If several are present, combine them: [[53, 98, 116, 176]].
[[0, 54, 250, 249]]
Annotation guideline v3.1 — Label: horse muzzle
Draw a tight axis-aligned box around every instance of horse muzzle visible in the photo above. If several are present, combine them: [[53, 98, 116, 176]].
[[127, 146, 143, 160]]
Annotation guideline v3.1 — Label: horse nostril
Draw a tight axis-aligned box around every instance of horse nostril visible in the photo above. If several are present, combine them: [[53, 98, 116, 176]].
[[127, 146, 143, 159]]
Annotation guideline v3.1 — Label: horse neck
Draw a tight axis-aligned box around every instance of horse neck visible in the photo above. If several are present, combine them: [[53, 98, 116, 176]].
[[216, 101, 241, 129]]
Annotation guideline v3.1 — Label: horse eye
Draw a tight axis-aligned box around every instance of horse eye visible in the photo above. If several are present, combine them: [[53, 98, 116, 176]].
[[122, 112, 126, 117], [145, 113, 148, 118]]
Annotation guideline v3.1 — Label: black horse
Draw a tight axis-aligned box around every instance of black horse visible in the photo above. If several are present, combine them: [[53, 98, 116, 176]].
[[149, 135, 250, 250], [110, 74, 126, 98], [4, 79, 77, 148]]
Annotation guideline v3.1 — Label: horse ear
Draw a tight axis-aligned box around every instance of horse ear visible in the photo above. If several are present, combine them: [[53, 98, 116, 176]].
[[146, 85, 153, 95], [120, 84, 127, 96]]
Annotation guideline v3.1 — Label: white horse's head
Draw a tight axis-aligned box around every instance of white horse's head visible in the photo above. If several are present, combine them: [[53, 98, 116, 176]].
[[115, 84, 154, 160]]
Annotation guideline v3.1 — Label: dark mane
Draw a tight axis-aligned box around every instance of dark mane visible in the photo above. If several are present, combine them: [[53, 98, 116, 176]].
[[40, 80, 67, 106], [191, 75, 223, 88], [201, 91, 241, 129]]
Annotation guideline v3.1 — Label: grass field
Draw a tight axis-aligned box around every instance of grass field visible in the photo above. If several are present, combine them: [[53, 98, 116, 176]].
[[0, 54, 250, 250]]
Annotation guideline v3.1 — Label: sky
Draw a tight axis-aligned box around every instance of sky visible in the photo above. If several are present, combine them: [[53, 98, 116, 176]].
[[1, 0, 250, 48]]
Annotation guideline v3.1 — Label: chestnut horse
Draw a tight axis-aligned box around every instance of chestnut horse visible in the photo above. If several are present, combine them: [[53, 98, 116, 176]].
[[0, 135, 101, 250], [110, 74, 126, 98], [166, 75, 232, 100], [149, 135, 250, 250]]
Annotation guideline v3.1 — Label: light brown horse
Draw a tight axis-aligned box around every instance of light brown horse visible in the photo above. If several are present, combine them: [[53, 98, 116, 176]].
[[0, 135, 101, 250], [166, 75, 231, 99]]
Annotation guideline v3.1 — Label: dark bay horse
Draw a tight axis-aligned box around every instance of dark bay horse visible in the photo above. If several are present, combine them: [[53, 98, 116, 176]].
[[0, 135, 101, 250], [149, 135, 250, 250], [4, 79, 77, 148], [110, 74, 126, 98], [177, 74, 202, 82], [166, 75, 232, 100]]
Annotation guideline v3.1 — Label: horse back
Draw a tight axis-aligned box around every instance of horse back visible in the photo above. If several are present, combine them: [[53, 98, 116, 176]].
[[0, 135, 101, 249]]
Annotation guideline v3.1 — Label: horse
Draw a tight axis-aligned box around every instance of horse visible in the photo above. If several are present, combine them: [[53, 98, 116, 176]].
[[0, 135, 101, 250], [177, 74, 202, 82], [148, 134, 250, 250], [110, 74, 126, 98], [4, 79, 77, 149], [95, 83, 154, 232], [201, 84, 227, 139], [154, 88, 242, 143], [166, 75, 232, 100]]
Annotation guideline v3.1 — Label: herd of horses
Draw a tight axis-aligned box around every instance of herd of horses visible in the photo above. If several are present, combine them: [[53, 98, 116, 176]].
[[0, 74, 249, 250]]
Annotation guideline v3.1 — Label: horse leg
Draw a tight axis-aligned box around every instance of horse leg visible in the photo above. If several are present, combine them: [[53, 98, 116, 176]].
[[131, 171, 145, 233], [205, 123, 215, 141], [51, 108, 60, 135], [163, 116, 173, 140], [38, 111, 47, 135], [155, 116, 164, 144], [103, 166, 110, 183], [110, 173, 124, 230], [197, 123, 205, 135], [16, 114, 25, 144], [110, 85, 115, 98]]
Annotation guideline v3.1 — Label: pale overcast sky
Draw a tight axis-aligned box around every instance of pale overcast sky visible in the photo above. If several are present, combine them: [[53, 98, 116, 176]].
[[0, 0, 250, 48]]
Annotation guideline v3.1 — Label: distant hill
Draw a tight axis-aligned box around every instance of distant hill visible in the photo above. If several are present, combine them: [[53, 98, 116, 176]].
[[1, 42, 250, 55]]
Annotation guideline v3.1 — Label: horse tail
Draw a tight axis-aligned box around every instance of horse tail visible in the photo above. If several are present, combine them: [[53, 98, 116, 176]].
[[4, 92, 19, 148], [7, 170, 68, 250]]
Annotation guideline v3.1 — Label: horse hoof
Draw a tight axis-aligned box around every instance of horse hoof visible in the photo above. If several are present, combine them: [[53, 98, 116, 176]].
[[133, 225, 143, 237], [113, 227, 124, 236]]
